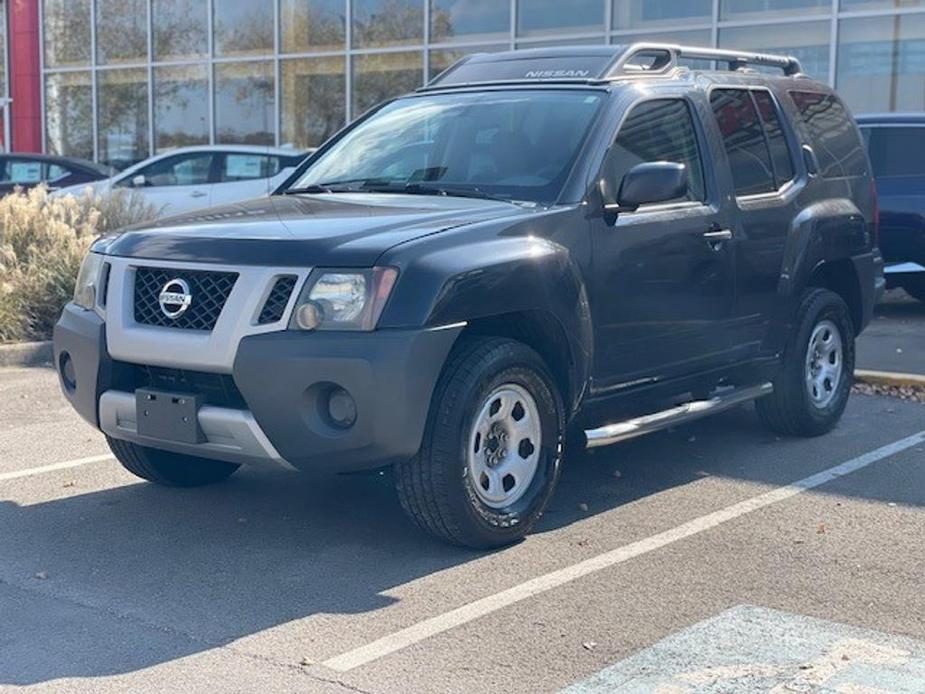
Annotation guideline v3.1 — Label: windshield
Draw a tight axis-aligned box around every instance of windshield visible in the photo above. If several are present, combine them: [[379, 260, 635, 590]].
[[286, 89, 605, 205]]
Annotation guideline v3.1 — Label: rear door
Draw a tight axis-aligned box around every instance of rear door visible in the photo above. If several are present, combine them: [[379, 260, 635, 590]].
[[210, 152, 280, 206], [707, 87, 801, 358], [590, 95, 739, 392]]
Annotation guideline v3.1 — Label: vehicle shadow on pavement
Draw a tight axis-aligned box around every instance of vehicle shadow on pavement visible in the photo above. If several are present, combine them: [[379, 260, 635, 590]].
[[0, 395, 922, 685]]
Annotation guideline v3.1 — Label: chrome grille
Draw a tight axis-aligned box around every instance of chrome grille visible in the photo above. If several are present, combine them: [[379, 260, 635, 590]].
[[258, 275, 297, 325], [134, 267, 238, 331]]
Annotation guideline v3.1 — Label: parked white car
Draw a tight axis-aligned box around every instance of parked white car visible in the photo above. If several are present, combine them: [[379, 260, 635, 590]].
[[55, 145, 310, 216]]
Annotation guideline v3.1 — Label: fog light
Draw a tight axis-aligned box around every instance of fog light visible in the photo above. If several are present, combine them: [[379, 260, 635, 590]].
[[295, 301, 323, 330], [60, 352, 77, 392], [327, 387, 357, 429]]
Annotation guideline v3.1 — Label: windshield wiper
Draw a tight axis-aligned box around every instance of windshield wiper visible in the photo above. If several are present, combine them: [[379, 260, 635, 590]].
[[366, 182, 516, 204]]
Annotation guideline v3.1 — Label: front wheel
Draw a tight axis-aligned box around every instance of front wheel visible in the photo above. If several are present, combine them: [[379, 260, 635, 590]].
[[757, 288, 855, 437], [395, 337, 565, 548]]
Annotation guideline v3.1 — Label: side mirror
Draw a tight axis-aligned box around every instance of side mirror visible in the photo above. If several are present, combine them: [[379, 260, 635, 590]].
[[131, 174, 146, 188], [609, 161, 689, 213]]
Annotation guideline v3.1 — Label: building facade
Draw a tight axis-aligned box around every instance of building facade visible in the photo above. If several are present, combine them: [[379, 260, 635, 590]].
[[1, 1, 924, 168]]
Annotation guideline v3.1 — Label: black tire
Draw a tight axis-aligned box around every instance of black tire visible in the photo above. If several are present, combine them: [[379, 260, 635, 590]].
[[395, 337, 565, 549], [756, 288, 855, 437], [903, 276, 925, 303], [107, 436, 239, 487]]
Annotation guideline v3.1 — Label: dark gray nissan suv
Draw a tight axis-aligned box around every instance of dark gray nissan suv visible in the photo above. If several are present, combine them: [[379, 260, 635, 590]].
[[54, 45, 884, 548]]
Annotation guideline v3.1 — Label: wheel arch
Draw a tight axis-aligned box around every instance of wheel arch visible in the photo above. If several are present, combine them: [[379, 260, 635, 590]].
[[807, 258, 864, 335]]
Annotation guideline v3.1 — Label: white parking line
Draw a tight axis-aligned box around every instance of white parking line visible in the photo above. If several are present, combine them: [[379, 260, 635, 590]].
[[322, 430, 925, 673], [0, 454, 113, 482]]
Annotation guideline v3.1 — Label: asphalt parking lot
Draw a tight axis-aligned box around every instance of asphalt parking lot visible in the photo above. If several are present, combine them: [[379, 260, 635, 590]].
[[858, 288, 925, 374], [1, 362, 924, 693]]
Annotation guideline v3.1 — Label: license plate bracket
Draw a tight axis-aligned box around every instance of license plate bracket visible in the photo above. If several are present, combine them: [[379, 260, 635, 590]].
[[135, 389, 204, 444]]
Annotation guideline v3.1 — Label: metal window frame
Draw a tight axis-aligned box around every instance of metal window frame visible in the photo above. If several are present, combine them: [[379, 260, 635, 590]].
[[33, 0, 925, 161]]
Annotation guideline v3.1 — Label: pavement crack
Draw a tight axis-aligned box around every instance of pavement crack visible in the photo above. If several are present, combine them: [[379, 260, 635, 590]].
[[0, 571, 366, 690]]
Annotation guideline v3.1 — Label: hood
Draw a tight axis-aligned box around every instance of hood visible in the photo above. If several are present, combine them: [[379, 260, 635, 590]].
[[98, 193, 531, 266]]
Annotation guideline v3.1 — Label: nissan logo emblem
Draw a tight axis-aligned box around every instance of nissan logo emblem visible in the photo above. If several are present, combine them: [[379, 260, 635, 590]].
[[158, 278, 192, 319]]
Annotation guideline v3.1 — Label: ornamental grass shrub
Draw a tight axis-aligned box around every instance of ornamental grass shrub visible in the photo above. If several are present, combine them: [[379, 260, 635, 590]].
[[0, 185, 160, 342]]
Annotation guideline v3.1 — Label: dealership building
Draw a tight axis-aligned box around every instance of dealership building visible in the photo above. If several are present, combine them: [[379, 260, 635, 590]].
[[0, 0, 923, 168]]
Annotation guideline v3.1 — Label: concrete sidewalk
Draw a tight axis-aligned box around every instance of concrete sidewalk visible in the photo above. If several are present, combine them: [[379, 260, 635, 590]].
[[857, 289, 925, 377]]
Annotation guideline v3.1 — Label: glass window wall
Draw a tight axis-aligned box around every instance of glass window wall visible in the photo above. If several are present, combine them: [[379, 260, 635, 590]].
[[154, 64, 210, 152], [281, 56, 347, 148]]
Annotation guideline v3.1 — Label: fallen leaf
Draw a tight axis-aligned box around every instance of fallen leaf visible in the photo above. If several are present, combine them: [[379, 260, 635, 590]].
[[817, 522, 826, 534], [582, 641, 597, 651], [34, 571, 48, 580], [299, 657, 313, 667], [612, 470, 622, 479], [578, 503, 589, 512], [62, 481, 75, 488]]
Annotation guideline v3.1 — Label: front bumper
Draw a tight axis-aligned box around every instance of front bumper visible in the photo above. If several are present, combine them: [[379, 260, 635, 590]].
[[53, 303, 463, 472]]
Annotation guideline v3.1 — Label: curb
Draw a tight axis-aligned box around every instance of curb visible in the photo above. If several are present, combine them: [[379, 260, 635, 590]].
[[0, 341, 53, 368], [855, 369, 925, 389]]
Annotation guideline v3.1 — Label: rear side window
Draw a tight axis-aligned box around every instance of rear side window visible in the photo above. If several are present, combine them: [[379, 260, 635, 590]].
[[221, 154, 280, 182], [752, 91, 795, 185], [710, 88, 796, 196], [604, 99, 707, 205], [789, 91, 867, 178], [863, 127, 925, 178], [710, 89, 776, 196]]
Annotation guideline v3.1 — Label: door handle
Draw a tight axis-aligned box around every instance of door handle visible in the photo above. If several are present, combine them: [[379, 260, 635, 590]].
[[703, 229, 734, 250], [191, 191, 208, 198]]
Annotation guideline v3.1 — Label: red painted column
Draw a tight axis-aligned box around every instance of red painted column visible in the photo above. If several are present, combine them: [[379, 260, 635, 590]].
[[8, 0, 42, 152]]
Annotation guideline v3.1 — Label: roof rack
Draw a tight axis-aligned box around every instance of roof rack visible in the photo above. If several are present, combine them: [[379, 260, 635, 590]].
[[608, 43, 803, 78], [422, 44, 804, 91]]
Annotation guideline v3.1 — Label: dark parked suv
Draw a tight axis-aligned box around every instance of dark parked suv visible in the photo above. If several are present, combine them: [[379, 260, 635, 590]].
[[55, 45, 883, 548], [857, 114, 925, 302]]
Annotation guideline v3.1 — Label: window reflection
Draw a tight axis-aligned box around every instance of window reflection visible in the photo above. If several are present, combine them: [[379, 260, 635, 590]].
[[837, 14, 925, 112], [45, 72, 94, 159], [281, 57, 346, 148], [429, 45, 507, 80], [352, 0, 424, 48], [214, 0, 274, 57], [840, 0, 924, 9], [281, 0, 347, 53], [97, 69, 150, 169], [612, 0, 711, 30], [431, 0, 510, 43], [719, 22, 830, 81], [720, 0, 829, 21], [215, 61, 275, 145], [352, 52, 423, 115], [96, 0, 148, 65], [154, 65, 210, 152], [43, 0, 92, 68], [153, 0, 208, 61], [517, 0, 603, 37]]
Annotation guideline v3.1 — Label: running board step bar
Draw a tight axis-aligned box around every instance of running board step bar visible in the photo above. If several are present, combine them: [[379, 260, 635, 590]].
[[584, 382, 773, 449]]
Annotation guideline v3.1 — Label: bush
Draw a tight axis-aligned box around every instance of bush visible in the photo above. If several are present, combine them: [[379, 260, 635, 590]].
[[0, 185, 160, 342]]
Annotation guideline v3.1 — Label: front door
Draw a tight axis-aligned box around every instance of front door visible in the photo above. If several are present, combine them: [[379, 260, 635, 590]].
[[590, 96, 738, 394]]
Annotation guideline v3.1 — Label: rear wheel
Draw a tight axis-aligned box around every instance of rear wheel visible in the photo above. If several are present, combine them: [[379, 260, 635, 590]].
[[757, 288, 855, 437], [107, 436, 239, 487], [395, 337, 565, 548], [902, 276, 925, 303]]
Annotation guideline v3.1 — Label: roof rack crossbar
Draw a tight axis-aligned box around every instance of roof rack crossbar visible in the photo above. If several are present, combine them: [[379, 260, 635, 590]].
[[607, 43, 803, 78]]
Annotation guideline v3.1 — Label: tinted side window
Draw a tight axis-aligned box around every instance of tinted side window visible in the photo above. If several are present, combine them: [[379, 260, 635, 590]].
[[710, 89, 775, 196], [864, 127, 925, 178], [789, 91, 866, 178], [604, 99, 706, 205], [138, 153, 214, 186], [221, 154, 275, 182], [0, 159, 44, 184], [752, 91, 795, 186], [47, 164, 70, 182]]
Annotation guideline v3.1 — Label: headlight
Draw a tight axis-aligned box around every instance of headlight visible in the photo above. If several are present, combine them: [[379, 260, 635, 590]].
[[290, 267, 398, 331], [73, 252, 104, 310]]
